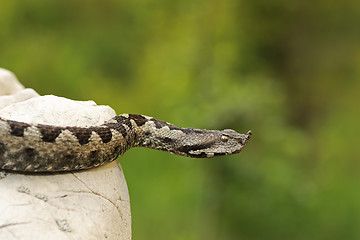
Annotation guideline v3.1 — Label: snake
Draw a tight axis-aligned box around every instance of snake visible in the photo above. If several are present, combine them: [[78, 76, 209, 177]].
[[0, 114, 251, 172]]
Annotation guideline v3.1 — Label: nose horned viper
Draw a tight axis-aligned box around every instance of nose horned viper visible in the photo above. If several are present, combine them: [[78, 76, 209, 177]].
[[0, 114, 251, 172]]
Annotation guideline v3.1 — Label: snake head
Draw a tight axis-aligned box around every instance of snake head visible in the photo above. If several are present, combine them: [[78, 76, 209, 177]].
[[177, 129, 252, 158], [135, 116, 251, 159], [218, 129, 252, 154]]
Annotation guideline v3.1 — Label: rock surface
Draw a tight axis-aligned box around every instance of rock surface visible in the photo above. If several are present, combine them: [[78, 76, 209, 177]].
[[0, 68, 25, 95], [0, 68, 131, 240]]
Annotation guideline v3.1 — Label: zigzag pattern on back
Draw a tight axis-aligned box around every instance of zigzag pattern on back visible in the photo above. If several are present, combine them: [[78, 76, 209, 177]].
[[0, 114, 251, 172]]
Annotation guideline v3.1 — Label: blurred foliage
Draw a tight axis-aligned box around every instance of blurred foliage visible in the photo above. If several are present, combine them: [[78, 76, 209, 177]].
[[1, 0, 360, 239]]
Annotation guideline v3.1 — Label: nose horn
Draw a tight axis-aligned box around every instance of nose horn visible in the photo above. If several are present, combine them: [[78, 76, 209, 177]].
[[245, 130, 252, 140]]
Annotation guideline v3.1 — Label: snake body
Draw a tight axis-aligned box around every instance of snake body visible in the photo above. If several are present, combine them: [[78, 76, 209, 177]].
[[0, 114, 251, 172]]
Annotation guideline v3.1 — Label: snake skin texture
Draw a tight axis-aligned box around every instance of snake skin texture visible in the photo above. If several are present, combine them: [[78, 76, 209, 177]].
[[0, 114, 251, 172]]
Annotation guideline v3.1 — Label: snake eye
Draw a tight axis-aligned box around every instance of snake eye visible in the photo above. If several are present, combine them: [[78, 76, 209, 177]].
[[221, 135, 229, 142]]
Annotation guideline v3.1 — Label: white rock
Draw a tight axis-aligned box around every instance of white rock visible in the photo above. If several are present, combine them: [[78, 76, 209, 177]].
[[0, 70, 131, 240], [0, 162, 131, 240], [0, 95, 116, 126], [0, 88, 40, 110], [0, 68, 25, 95]]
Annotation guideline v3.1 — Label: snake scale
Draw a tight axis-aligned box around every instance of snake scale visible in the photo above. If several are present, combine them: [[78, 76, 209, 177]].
[[0, 114, 251, 172]]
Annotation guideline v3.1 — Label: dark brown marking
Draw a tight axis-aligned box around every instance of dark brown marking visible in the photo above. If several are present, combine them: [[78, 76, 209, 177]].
[[177, 144, 211, 153], [39, 125, 63, 142], [158, 137, 176, 144], [114, 115, 132, 129], [105, 122, 127, 138], [0, 142, 6, 156], [25, 148, 36, 157], [117, 124, 127, 138], [113, 146, 122, 157], [90, 150, 98, 158], [8, 120, 30, 137], [150, 118, 191, 133], [187, 152, 208, 158], [93, 127, 112, 143], [21, 148, 39, 170], [64, 154, 76, 161], [214, 152, 226, 157], [151, 118, 168, 129], [87, 150, 101, 167], [178, 142, 225, 158], [55, 154, 77, 170], [129, 114, 148, 126], [66, 127, 92, 145]]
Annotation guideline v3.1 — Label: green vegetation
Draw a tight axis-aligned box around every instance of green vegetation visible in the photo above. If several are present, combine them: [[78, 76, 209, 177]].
[[1, 0, 359, 239]]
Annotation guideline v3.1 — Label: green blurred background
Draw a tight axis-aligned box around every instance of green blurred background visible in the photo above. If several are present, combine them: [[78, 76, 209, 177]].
[[1, 0, 359, 239]]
